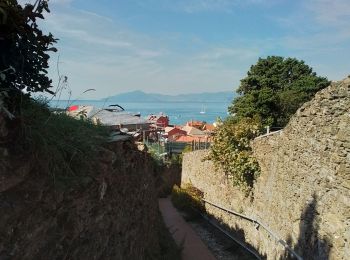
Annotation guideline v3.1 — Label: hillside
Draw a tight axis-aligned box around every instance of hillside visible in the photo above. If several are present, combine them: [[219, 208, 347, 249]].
[[104, 90, 236, 103]]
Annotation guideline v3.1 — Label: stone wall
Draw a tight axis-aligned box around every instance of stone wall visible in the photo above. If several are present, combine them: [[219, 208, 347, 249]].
[[0, 117, 162, 260], [182, 77, 350, 260]]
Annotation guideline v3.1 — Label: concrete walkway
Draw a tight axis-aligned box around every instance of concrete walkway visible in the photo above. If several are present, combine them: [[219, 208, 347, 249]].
[[159, 198, 216, 260]]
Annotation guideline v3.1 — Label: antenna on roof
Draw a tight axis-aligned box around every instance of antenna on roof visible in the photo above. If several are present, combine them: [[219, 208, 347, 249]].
[[108, 104, 125, 111]]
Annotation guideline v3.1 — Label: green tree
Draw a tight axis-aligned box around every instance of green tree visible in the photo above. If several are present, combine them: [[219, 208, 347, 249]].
[[208, 56, 329, 192], [229, 56, 329, 126], [0, 0, 57, 113], [207, 116, 262, 193]]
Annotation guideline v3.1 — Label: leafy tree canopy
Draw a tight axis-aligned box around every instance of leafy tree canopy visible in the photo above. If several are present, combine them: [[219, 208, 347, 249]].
[[209, 56, 329, 191], [0, 0, 57, 99], [229, 56, 330, 126]]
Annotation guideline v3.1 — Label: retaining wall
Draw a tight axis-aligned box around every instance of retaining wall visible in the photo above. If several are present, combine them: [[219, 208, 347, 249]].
[[182, 77, 350, 259]]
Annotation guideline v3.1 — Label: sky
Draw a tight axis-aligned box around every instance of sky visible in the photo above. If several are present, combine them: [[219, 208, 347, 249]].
[[19, 0, 350, 99]]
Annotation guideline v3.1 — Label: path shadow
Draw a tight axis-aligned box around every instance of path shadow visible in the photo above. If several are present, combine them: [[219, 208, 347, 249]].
[[171, 184, 265, 259], [282, 193, 331, 260], [205, 215, 266, 260], [156, 163, 182, 198]]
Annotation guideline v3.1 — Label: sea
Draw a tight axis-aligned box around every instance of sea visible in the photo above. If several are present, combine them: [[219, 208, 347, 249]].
[[50, 100, 230, 125]]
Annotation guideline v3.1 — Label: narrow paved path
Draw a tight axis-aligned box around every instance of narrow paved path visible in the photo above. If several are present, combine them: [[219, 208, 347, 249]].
[[159, 197, 217, 260]]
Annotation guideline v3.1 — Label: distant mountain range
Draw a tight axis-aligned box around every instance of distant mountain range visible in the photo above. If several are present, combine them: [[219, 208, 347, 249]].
[[103, 90, 236, 103]]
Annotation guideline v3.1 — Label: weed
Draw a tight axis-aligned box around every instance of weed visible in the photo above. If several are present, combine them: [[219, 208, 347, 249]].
[[16, 97, 109, 186]]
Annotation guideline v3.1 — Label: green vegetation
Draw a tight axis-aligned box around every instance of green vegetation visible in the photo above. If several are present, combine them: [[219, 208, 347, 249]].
[[0, 0, 110, 185], [146, 141, 189, 168], [0, 0, 57, 116], [171, 184, 205, 220], [210, 56, 329, 193], [18, 98, 109, 185], [0, 1, 185, 259], [182, 144, 193, 154], [168, 144, 191, 166], [168, 153, 182, 167], [229, 56, 330, 126], [207, 117, 262, 193], [146, 142, 166, 166]]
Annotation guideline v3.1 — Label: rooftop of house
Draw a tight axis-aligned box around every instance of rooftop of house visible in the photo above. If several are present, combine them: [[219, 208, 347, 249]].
[[174, 135, 211, 142], [203, 124, 215, 132], [181, 125, 206, 136], [147, 114, 168, 121], [165, 126, 185, 133], [67, 105, 150, 126], [164, 126, 175, 133], [186, 120, 204, 127]]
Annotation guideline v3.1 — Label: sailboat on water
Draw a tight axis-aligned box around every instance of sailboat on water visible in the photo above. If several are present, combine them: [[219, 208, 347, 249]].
[[200, 105, 206, 114]]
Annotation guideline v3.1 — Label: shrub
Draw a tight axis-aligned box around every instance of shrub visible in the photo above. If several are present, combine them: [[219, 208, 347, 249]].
[[171, 184, 204, 220], [207, 117, 262, 194]]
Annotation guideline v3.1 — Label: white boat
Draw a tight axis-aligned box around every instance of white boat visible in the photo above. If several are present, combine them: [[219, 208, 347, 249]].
[[200, 105, 206, 114]]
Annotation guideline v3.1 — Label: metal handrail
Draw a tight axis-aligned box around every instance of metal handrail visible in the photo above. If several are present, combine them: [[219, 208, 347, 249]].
[[255, 129, 283, 140], [197, 210, 262, 260], [202, 199, 303, 260]]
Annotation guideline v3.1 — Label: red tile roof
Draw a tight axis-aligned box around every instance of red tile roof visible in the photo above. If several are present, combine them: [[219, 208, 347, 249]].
[[174, 135, 211, 143]]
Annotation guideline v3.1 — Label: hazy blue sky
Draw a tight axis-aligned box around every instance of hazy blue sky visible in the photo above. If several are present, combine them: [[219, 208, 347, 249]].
[[20, 0, 350, 99]]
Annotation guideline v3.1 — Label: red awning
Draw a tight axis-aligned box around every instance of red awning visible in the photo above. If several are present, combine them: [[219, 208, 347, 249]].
[[68, 105, 79, 111]]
